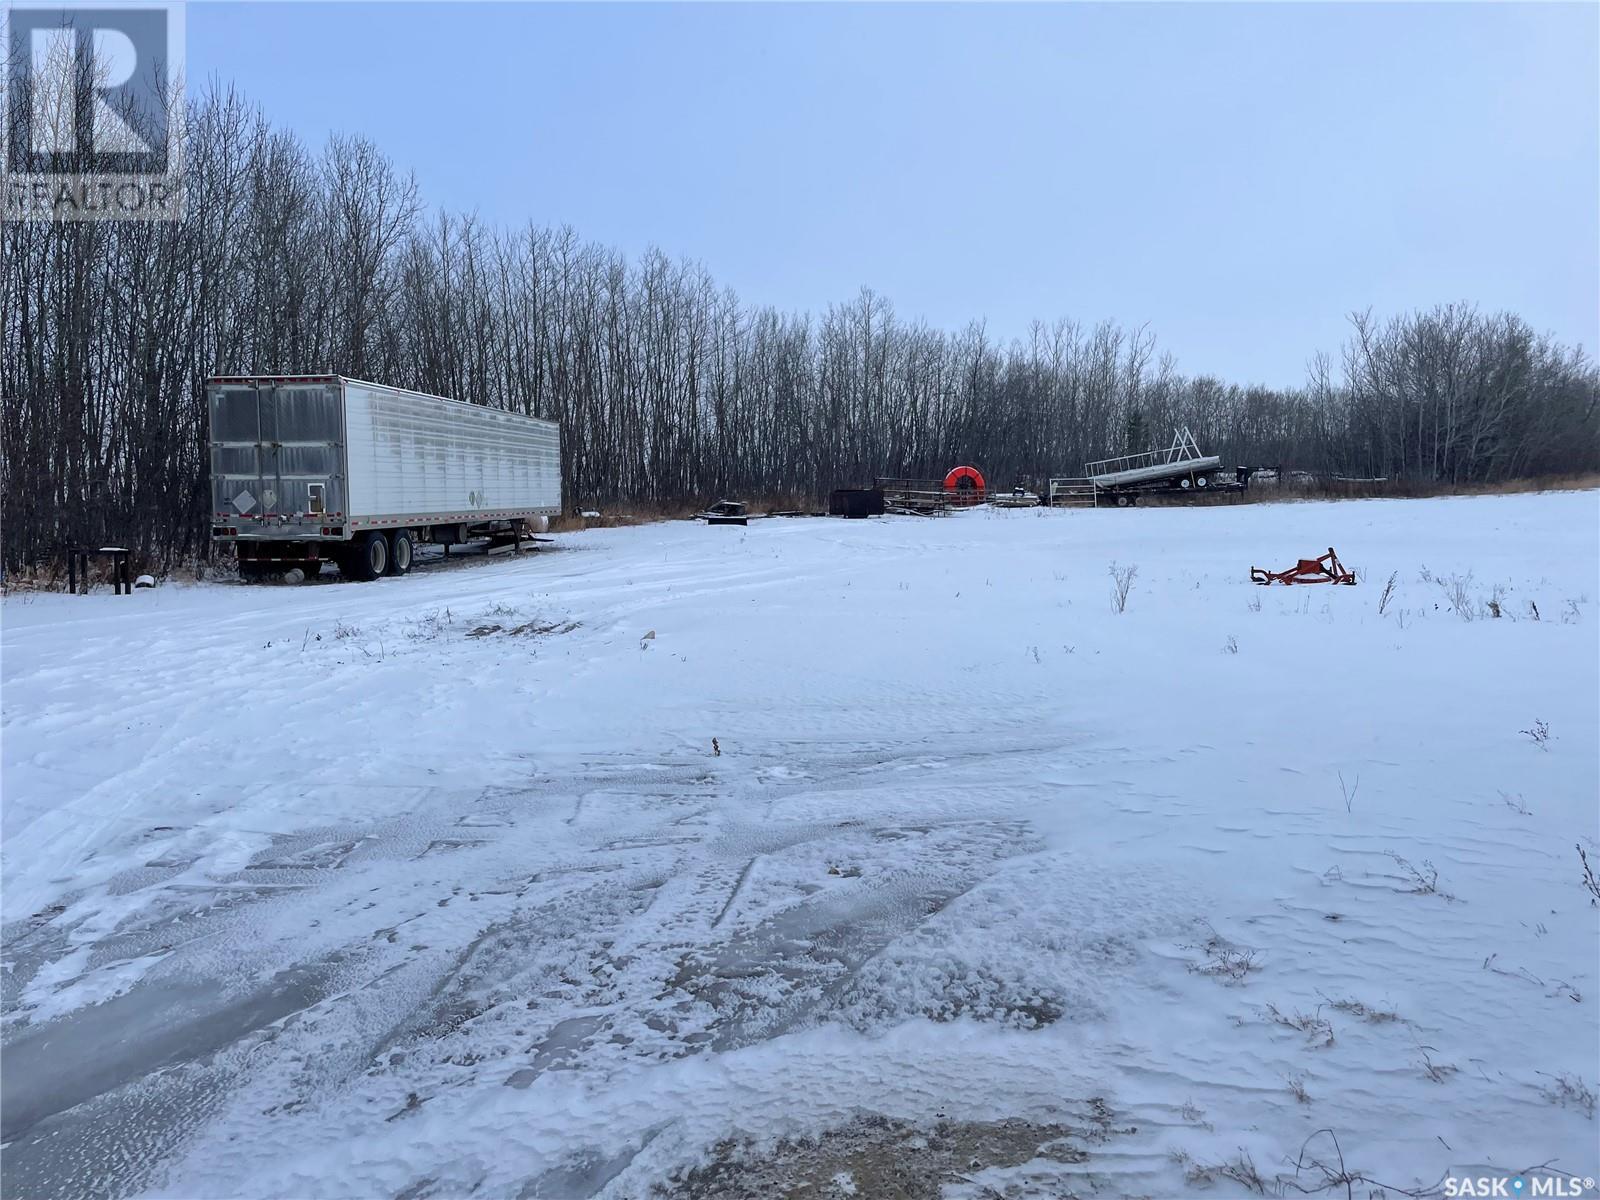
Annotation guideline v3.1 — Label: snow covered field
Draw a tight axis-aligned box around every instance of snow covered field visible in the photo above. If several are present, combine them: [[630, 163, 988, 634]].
[[3, 491, 1597, 1200]]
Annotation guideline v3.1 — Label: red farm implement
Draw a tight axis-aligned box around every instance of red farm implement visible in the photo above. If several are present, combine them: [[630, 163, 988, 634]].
[[1250, 547, 1357, 586]]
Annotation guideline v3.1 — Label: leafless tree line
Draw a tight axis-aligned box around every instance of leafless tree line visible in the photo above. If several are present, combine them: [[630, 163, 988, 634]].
[[3, 87, 1596, 571]]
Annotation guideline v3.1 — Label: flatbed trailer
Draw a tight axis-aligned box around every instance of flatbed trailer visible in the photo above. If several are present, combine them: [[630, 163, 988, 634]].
[[1049, 428, 1247, 507], [874, 478, 965, 514]]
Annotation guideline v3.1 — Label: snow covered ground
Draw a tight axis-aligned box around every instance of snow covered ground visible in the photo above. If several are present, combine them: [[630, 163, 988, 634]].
[[3, 491, 1597, 1200]]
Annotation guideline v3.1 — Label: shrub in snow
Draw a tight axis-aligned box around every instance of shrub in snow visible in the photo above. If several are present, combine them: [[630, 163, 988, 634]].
[[1108, 562, 1137, 613]]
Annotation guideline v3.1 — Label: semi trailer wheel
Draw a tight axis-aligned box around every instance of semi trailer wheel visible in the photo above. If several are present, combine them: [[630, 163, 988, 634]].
[[1196, 474, 1210, 489], [339, 532, 389, 581], [387, 530, 414, 576]]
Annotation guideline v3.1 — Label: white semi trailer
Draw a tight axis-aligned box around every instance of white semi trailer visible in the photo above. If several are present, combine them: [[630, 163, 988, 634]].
[[208, 375, 562, 581]]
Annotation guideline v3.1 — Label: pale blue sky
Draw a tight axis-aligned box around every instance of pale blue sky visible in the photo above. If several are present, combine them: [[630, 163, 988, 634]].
[[190, 2, 1598, 388]]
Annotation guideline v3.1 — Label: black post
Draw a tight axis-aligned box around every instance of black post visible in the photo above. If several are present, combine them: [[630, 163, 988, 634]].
[[68, 547, 77, 595]]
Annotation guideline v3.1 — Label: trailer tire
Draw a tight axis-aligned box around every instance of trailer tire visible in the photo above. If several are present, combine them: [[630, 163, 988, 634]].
[[1195, 474, 1210, 489], [1176, 475, 1193, 490], [387, 530, 414, 576], [340, 532, 388, 581], [1114, 494, 1131, 508]]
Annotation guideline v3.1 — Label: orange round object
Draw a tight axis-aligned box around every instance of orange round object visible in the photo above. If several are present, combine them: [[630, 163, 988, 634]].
[[943, 465, 986, 504]]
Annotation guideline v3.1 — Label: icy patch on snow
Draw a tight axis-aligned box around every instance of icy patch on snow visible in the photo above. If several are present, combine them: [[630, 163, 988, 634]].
[[831, 852, 1188, 1033]]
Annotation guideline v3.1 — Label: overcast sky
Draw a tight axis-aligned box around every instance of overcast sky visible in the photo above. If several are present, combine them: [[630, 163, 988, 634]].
[[190, 2, 1598, 388]]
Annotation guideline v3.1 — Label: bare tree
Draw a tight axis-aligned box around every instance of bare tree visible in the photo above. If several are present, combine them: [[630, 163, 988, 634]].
[[4, 87, 1597, 575]]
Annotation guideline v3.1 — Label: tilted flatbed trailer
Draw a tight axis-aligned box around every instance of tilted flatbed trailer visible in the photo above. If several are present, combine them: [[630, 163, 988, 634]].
[[1049, 428, 1247, 507], [208, 375, 561, 581]]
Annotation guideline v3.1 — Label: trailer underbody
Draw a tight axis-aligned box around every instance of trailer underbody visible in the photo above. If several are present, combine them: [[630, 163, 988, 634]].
[[230, 517, 542, 582]]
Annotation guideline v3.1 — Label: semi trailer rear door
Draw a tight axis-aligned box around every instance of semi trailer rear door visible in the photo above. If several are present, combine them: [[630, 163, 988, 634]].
[[209, 382, 346, 530]]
